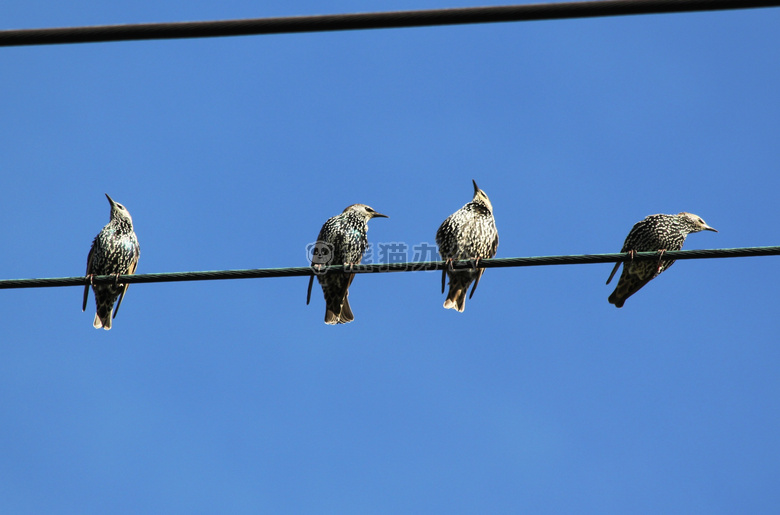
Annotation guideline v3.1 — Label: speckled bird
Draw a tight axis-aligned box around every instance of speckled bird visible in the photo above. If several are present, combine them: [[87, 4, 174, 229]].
[[82, 194, 141, 330], [307, 204, 388, 325], [436, 180, 499, 312], [606, 212, 717, 308]]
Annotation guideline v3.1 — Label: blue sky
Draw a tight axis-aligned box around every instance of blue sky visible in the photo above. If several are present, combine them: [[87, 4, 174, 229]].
[[1, 1, 779, 513]]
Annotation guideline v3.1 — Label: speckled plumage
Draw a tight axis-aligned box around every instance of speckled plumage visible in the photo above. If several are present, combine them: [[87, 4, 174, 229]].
[[436, 180, 499, 312], [607, 212, 717, 308], [82, 194, 140, 330], [307, 204, 388, 325]]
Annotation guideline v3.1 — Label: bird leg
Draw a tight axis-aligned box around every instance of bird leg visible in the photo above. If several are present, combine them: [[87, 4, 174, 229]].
[[626, 249, 637, 273], [656, 249, 667, 274], [86, 273, 95, 286]]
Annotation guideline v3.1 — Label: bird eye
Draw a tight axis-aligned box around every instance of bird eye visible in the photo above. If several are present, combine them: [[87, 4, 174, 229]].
[[366, 207, 374, 212]]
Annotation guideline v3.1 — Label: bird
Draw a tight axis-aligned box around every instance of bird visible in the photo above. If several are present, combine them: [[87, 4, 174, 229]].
[[82, 194, 141, 330], [307, 204, 388, 324], [436, 180, 499, 312], [606, 212, 717, 308]]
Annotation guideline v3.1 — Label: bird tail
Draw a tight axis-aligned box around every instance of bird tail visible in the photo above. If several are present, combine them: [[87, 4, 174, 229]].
[[443, 271, 473, 312], [607, 291, 626, 308], [93, 312, 112, 330], [92, 296, 117, 330], [324, 309, 339, 324], [608, 272, 652, 309], [325, 295, 354, 324], [323, 273, 356, 325], [443, 289, 467, 312]]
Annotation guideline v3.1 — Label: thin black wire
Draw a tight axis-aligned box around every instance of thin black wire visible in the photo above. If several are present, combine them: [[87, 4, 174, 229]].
[[0, 246, 776, 290], [1, 0, 778, 47]]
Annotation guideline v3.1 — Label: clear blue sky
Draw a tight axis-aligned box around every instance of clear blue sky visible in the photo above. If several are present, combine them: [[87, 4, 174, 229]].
[[1, 1, 779, 513]]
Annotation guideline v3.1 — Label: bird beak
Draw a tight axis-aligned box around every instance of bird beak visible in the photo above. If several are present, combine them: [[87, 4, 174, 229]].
[[472, 179, 480, 194], [704, 225, 718, 232], [372, 212, 389, 219], [105, 193, 116, 207]]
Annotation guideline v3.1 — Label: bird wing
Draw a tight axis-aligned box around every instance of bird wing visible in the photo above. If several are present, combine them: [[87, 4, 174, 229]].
[[112, 249, 139, 320], [82, 240, 96, 311], [113, 284, 129, 320], [468, 268, 485, 300], [82, 283, 91, 312], [606, 261, 621, 285], [306, 274, 315, 305]]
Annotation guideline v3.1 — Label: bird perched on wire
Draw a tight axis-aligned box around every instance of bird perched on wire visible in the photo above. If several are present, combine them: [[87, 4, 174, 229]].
[[606, 212, 717, 308], [307, 204, 388, 324], [82, 194, 141, 330], [436, 180, 499, 312]]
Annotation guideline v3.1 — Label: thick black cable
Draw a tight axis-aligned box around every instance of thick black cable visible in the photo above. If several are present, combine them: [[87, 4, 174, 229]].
[[0, 246, 776, 290], [1, 0, 778, 47]]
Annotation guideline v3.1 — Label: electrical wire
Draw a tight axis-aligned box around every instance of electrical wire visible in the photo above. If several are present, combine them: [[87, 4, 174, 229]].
[[1, 0, 779, 47], [0, 246, 776, 290]]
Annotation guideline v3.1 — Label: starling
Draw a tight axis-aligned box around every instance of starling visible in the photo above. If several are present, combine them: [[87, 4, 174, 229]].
[[436, 180, 499, 312], [82, 194, 141, 330], [306, 204, 388, 325], [606, 212, 717, 308]]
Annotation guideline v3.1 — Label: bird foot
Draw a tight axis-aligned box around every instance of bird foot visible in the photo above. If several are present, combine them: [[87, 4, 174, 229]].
[[113, 273, 121, 286]]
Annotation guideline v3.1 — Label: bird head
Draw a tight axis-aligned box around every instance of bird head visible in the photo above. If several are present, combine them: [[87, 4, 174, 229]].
[[343, 204, 389, 220], [471, 179, 494, 214], [678, 212, 717, 233], [106, 193, 134, 225]]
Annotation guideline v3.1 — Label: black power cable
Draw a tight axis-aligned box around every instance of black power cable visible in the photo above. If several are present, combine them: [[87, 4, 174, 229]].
[[1, 0, 778, 47], [0, 246, 776, 290]]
